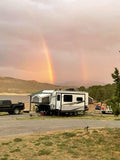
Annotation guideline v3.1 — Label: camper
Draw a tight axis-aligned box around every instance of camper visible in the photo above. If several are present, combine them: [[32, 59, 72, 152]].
[[31, 90, 89, 115]]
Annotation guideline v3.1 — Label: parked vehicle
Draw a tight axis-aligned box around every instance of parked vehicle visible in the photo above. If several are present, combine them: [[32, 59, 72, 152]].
[[31, 90, 89, 115], [101, 105, 113, 114], [95, 104, 113, 114], [95, 105, 101, 110], [0, 100, 25, 114]]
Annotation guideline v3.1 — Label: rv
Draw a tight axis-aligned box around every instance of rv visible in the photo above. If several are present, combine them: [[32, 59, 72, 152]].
[[31, 90, 89, 115]]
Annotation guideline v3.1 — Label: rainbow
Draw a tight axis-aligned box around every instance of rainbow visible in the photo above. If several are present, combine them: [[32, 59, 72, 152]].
[[42, 39, 55, 84], [77, 48, 88, 83], [80, 53, 88, 82], [22, 8, 55, 84]]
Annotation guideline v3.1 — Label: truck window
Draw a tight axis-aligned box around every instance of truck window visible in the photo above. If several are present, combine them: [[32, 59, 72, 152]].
[[0, 101, 3, 105], [64, 95, 72, 102], [57, 95, 60, 101], [76, 97, 83, 102], [3, 101, 11, 105]]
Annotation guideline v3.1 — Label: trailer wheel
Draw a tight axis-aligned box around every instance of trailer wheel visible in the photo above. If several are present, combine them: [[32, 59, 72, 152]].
[[74, 112, 78, 116], [49, 111, 53, 116], [83, 110, 85, 115], [56, 110, 60, 116], [14, 108, 20, 114]]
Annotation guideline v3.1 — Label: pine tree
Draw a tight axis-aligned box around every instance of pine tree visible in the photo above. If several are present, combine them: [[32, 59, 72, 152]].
[[110, 68, 120, 116], [112, 68, 120, 103]]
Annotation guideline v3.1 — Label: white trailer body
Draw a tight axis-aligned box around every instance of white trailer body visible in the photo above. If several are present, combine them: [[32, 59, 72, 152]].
[[50, 91, 88, 113]]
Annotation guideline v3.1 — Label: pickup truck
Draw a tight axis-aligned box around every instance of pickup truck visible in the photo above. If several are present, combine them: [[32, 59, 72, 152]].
[[0, 100, 25, 114]]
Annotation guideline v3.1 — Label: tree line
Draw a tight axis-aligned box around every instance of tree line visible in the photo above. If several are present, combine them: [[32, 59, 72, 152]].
[[78, 68, 120, 116], [78, 84, 116, 102]]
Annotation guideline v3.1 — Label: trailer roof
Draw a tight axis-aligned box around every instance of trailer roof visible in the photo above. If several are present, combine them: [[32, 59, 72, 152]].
[[30, 90, 88, 97], [53, 90, 88, 94], [30, 90, 54, 96]]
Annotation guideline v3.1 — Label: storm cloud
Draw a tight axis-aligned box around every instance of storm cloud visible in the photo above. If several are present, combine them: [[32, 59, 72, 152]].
[[0, 0, 120, 85]]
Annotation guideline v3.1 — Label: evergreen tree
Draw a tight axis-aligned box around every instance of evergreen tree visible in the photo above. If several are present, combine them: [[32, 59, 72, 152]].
[[108, 67, 120, 116], [78, 86, 86, 91], [112, 68, 120, 103]]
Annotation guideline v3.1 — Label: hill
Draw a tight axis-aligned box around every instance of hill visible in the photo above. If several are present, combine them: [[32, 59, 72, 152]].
[[0, 77, 63, 94]]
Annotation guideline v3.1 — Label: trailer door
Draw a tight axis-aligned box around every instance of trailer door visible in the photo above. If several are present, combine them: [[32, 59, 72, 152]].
[[76, 95, 85, 111], [56, 94, 61, 110]]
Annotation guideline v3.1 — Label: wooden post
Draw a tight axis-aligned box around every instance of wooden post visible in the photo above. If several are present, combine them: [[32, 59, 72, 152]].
[[29, 95, 32, 112]]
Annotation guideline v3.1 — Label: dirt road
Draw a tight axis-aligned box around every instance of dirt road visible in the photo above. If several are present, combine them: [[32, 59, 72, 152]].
[[0, 115, 120, 139]]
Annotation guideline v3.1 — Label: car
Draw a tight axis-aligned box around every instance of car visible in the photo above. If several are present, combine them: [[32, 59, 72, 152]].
[[95, 105, 101, 110]]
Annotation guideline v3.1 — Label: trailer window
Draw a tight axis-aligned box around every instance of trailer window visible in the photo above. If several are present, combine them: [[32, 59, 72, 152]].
[[64, 95, 72, 102], [76, 97, 83, 102], [57, 95, 60, 101]]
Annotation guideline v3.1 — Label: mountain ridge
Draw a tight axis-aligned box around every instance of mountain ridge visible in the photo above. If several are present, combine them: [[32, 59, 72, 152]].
[[0, 77, 109, 94], [0, 77, 62, 94]]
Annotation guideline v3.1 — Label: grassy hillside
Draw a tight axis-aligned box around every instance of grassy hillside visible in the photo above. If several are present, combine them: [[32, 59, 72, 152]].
[[0, 77, 62, 94]]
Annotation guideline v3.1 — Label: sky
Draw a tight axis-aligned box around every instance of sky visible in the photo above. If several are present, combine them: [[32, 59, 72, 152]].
[[0, 0, 120, 86]]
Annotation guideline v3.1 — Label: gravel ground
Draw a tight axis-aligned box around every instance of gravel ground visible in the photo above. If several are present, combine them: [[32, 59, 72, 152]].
[[0, 114, 120, 139]]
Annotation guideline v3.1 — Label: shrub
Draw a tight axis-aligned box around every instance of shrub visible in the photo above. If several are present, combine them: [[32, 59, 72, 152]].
[[113, 106, 120, 116], [13, 138, 22, 142], [106, 97, 120, 116], [38, 149, 51, 156]]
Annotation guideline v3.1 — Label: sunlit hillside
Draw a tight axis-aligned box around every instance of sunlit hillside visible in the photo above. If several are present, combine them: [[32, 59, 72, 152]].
[[0, 77, 62, 94]]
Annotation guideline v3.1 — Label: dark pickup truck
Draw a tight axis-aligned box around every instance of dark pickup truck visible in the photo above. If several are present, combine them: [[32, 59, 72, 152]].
[[0, 100, 25, 114]]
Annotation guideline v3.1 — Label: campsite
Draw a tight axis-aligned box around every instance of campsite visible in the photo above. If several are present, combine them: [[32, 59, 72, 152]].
[[0, 84, 120, 160], [0, 0, 120, 159]]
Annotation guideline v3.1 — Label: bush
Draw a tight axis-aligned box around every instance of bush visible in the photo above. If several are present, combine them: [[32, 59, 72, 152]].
[[113, 106, 120, 116], [106, 97, 120, 116]]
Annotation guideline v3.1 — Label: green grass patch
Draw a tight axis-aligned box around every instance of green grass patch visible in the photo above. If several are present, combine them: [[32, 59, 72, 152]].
[[34, 142, 41, 146], [10, 148, 21, 153], [0, 158, 8, 160], [13, 138, 22, 142], [1, 142, 11, 145], [62, 132, 76, 138], [0, 112, 8, 116], [38, 149, 52, 156], [0, 154, 10, 160], [43, 141, 53, 146]]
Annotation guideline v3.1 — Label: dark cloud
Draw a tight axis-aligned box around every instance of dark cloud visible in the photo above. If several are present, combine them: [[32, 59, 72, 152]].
[[0, 0, 120, 83]]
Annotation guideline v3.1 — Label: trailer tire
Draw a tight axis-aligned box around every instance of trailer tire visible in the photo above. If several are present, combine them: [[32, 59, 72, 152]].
[[14, 108, 20, 114], [56, 110, 60, 116], [74, 112, 78, 116], [83, 110, 85, 115], [49, 111, 53, 116]]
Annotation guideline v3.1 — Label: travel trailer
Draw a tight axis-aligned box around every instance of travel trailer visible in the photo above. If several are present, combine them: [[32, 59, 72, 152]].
[[30, 90, 89, 115]]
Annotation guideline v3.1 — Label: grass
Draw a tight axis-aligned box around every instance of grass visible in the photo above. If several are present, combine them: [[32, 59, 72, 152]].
[[16, 114, 120, 121], [0, 112, 8, 116], [13, 138, 22, 142], [0, 128, 120, 160]]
